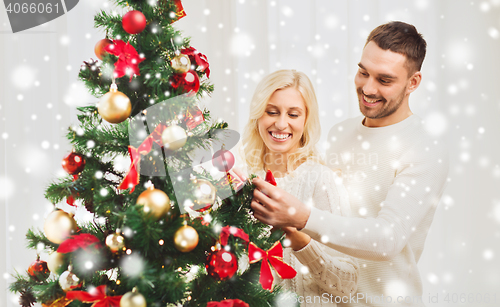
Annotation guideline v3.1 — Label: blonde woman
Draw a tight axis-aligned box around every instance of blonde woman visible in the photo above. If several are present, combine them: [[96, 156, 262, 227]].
[[240, 70, 358, 306]]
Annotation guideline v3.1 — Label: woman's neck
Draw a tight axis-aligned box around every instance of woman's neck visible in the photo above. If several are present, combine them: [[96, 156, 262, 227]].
[[264, 152, 288, 178]]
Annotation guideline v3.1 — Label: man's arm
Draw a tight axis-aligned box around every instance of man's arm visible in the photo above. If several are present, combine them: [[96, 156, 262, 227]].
[[252, 141, 449, 261]]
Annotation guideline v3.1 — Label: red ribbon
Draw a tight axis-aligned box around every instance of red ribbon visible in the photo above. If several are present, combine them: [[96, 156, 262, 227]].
[[183, 106, 205, 130], [57, 234, 102, 254], [248, 241, 296, 291], [207, 299, 249, 307], [174, 0, 186, 20], [118, 124, 166, 193], [219, 226, 249, 246], [66, 285, 122, 307]]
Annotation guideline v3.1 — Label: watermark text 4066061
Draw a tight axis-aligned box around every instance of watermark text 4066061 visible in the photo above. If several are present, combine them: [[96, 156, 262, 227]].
[[3, 0, 80, 33]]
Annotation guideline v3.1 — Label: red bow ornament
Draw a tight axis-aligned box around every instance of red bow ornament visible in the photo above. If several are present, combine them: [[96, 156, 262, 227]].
[[118, 124, 167, 193], [66, 285, 122, 307], [57, 234, 102, 253], [182, 106, 205, 130], [219, 226, 249, 246], [181, 47, 210, 77], [104, 40, 145, 81], [248, 241, 296, 291]]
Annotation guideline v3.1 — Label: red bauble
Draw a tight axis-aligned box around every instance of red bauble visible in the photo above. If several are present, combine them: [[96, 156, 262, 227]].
[[62, 152, 86, 175], [170, 70, 200, 96], [122, 10, 147, 34], [28, 257, 50, 282], [94, 38, 113, 60], [206, 250, 238, 280], [212, 149, 235, 172]]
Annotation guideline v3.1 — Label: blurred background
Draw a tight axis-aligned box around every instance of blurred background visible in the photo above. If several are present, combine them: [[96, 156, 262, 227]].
[[1, 0, 500, 306]]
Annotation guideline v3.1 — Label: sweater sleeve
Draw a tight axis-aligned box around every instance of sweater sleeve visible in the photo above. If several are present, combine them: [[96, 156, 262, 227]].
[[292, 165, 358, 296], [301, 140, 449, 261]]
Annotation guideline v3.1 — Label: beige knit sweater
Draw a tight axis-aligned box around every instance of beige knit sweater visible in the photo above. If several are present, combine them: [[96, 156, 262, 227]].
[[257, 162, 359, 307]]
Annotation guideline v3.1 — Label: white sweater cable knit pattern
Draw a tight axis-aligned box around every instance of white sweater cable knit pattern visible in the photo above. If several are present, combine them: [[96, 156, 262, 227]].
[[257, 162, 359, 307], [302, 115, 449, 307]]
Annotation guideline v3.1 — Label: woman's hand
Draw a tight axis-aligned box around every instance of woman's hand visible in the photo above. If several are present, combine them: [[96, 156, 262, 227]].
[[282, 226, 311, 251]]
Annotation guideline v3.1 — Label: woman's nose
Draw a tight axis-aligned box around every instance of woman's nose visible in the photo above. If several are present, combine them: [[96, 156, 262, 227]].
[[275, 115, 288, 130]]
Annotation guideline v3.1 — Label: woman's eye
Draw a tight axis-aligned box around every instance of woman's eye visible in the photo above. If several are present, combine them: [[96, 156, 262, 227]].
[[289, 114, 299, 118], [267, 111, 278, 115]]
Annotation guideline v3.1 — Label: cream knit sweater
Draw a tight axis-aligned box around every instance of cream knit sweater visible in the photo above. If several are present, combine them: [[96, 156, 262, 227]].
[[256, 162, 359, 307], [302, 115, 449, 306]]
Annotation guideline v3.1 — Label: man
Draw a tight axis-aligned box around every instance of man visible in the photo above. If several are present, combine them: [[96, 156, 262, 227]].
[[251, 21, 449, 306]]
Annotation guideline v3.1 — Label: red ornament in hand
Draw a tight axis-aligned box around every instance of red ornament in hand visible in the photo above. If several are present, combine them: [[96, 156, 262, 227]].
[[94, 38, 113, 60], [122, 10, 146, 34], [28, 256, 50, 282], [212, 149, 235, 172], [206, 250, 238, 281], [170, 70, 200, 96], [62, 152, 86, 175], [265, 169, 277, 186]]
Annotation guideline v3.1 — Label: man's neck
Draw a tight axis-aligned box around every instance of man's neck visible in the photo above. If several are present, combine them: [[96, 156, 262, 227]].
[[363, 110, 413, 128]]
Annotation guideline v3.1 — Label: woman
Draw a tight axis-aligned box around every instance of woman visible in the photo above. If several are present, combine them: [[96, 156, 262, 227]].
[[240, 70, 358, 306]]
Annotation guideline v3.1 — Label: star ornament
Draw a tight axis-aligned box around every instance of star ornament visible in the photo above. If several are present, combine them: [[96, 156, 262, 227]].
[[104, 40, 145, 81], [66, 285, 122, 307]]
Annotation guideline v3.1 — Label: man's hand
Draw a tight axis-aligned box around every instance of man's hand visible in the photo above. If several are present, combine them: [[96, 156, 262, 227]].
[[250, 177, 311, 229]]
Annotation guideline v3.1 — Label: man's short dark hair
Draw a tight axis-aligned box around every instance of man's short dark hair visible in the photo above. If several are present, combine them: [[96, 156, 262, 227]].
[[366, 21, 427, 76]]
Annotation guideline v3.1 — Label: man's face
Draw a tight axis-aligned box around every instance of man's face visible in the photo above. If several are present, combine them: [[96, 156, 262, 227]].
[[354, 41, 413, 123]]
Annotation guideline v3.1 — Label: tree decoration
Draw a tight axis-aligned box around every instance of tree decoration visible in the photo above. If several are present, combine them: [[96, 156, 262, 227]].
[[219, 226, 249, 246], [212, 147, 235, 172], [206, 250, 238, 281], [206, 299, 249, 307], [190, 178, 216, 212], [183, 106, 205, 130], [94, 38, 113, 60], [248, 241, 296, 291], [47, 251, 65, 274], [181, 47, 210, 77], [171, 52, 191, 74], [62, 152, 86, 175], [58, 266, 81, 292], [98, 83, 132, 124], [118, 124, 166, 193], [41, 297, 74, 307], [27, 255, 50, 282], [43, 210, 78, 244], [19, 289, 37, 307], [67, 285, 123, 307], [136, 186, 171, 219], [161, 123, 187, 151], [170, 70, 200, 96], [173, 225, 198, 252], [104, 40, 145, 81], [57, 233, 102, 253], [120, 287, 146, 307], [173, 0, 186, 21], [122, 10, 147, 34], [105, 230, 126, 253], [264, 169, 277, 186]]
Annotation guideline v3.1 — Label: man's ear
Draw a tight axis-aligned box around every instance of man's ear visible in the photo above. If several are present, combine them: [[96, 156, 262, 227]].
[[407, 71, 422, 94]]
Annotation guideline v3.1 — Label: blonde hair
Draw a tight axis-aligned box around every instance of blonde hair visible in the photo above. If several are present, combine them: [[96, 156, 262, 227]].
[[241, 69, 323, 174]]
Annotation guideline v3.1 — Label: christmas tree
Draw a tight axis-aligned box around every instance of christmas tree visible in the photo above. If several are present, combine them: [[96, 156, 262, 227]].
[[9, 1, 295, 306]]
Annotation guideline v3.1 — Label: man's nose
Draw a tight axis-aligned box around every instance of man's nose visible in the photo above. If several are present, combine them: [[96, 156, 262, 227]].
[[363, 77, 378, 96]]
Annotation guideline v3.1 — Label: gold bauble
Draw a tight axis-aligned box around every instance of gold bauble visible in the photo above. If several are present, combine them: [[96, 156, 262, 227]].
[[192, 179, 216, 211], [105, 232, 126, 253], [173, 225, 199, 253], [47, 251, 65, 274], [136, 187, 171, 219], [98, 86, 132, 124], [171, 54, 191, 74], [161, 124, 187, 151], [120, 288, 146, 307], [58, 269, 81, 292], [43, 210, 78, 244]]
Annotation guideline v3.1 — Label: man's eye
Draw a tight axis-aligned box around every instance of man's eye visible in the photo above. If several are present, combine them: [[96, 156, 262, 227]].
[[380, 79, 390, 84], [359, 71, 368, 76]]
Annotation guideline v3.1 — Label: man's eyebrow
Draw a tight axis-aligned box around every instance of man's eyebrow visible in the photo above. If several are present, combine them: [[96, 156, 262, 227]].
[[358, 63, 397, 79]]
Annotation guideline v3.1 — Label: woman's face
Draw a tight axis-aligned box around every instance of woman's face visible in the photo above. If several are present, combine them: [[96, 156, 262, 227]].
[[257, 87, 307, 157]]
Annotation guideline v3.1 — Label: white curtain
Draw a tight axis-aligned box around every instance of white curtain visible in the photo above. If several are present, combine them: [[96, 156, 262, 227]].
[[2, 1, 500, 306]]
